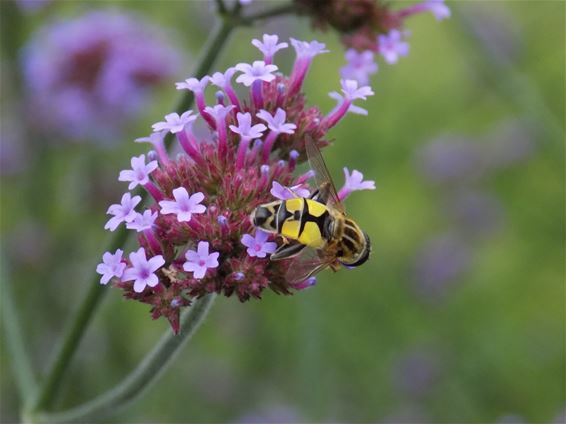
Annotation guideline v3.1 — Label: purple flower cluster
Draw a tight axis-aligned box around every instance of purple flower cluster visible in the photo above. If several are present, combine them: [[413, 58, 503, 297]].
[[21, 10, 180, 143], [295, 0, 450, 85], [96, 34, 375, 333]]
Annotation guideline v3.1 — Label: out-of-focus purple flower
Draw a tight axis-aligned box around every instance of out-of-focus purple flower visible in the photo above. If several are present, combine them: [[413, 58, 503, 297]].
[[392, 349, 440, 399], [96, 249, 126, 285], [412, 233, 472, 302], [183, 241, 220, 279], [448, 190, 504, 238], [416, 136, 485, 185], [118, 154, 158, 190], [257, 109, 297, 134], [16, 0, 51, 13], [22, 10, 180, 143], [252, 34, 288, 64], [241, 230, 277, 258], [122, 247, 165, 293], [497, 415, 526, 424], [105, 193, 141, 231], [229, 112, 267, 139], [159, 188, 206, 222], [235, 61, 278, 87], [338, 168, 376, 200], [271, 181, 310, 200], [485, 121, 535, 169], [341, 49, 378, 85], [126, 210, 158, 232], [378, 30, 410, 64], [423, 0, 451, 20], [152, 111, 196, 134]]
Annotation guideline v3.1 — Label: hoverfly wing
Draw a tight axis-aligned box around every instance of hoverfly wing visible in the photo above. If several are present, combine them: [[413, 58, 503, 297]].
[[305, 136, 345, 213], [283, 246, 334, 284]]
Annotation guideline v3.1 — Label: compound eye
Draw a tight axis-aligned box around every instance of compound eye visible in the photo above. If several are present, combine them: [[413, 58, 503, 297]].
[[253, 207, 270, 226]]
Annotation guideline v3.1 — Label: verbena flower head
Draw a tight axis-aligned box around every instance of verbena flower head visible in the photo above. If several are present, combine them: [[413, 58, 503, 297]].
[[295, 0, 450, 74], [99, 35, 375, 333], [21, 10, 180, 143]]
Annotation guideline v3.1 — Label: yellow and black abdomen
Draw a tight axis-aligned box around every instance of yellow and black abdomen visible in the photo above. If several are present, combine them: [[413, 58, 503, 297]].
[[252, 198, 331, 249]]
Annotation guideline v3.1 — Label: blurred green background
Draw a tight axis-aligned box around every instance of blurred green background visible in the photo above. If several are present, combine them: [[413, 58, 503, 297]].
[[1, 1, 564, 423]]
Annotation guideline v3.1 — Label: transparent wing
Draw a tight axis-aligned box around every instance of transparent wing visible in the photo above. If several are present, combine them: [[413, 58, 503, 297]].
[[283, 246, 335, 284], [305, 136, 345, 213]]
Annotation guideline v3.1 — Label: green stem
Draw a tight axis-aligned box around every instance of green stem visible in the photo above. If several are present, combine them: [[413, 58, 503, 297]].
[[33, 295, 216, 424], [1, 253, 37, 402], [240, 3, 296, 25], [29, 17, 237, 415]]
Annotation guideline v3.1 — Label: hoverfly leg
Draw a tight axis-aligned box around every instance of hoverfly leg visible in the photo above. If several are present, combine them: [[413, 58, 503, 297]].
[[310, 182, 332, 205], [270, 242, 306, 261]]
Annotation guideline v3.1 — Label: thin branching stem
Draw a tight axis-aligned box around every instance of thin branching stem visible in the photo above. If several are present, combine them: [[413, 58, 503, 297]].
[[240, 3, 296, 25], [33, 295, 216, 424]]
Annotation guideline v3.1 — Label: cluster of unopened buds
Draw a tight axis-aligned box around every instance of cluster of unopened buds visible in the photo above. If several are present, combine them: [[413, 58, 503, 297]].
[[293, 0, 451, 85], [96, 35, 376, 333]]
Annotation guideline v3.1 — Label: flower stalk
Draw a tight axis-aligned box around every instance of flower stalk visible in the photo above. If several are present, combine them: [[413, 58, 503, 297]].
[[33, 295, 216, 424]]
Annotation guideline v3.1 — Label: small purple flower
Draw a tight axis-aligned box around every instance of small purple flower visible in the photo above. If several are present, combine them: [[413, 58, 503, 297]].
[[159, 187, 206, 222], [204, 104, 235, 121], [290, 38, 329, 58], [96, 249, 126, 285], [105, 192, 141, 231], [343, 168, 376, 190], [241, 230, 277, 258], [126, 209, 158, 232], [175, 76, 210, 93], [183, 241, 220, 279], [252, 34, 288, 63], [378, 30, 410, 64], [341, 79, 374, 101], [257, 109, 297, 134], [328, 92, 368, 115], [210, 67, 237, 89], [422, 0, 451, 21], [271, 181, 310, 200], [235, 61, 278, 87], [118, 154, 158, 190], [152, 111, 197, 134], [229, 112, 267, 139], [122, 247, 165, 293], [341, 49, 378, 85]]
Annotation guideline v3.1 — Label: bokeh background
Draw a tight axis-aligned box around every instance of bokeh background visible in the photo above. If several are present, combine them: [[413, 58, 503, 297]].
[[1, 0, 564, 423]]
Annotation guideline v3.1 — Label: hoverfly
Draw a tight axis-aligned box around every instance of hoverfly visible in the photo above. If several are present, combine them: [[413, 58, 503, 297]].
[[251, 137, 371, 283]]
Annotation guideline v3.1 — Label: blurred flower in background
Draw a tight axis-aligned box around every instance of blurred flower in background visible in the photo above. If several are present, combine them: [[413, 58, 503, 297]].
[[295, 0, 450, 84], [21, 10, 181, 144], [15, 0, 51, 13], [411, 120, 536, 302]]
